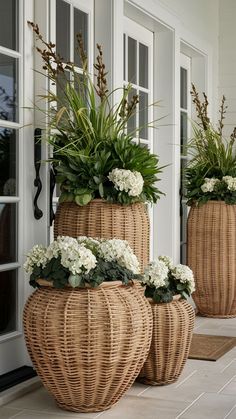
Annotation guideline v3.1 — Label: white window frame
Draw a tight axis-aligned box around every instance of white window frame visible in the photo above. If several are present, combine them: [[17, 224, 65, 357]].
[[180, 53, 191, 264], [123, 16, 154, 259]]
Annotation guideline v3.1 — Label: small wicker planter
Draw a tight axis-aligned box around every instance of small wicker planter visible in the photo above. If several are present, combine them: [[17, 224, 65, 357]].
[[23, 280, 152, 413], [54, 199, 150, 272], [139, 297, 195, 385], [187, 201, 236, 318]]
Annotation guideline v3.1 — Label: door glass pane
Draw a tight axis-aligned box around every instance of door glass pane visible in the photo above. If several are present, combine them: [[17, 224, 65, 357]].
[[139, 43, 148, 88], [139, 91, 148, 140], [56, 0, 70, 62], [127, 88, 137, 135], [0, 269, 17, 335], [0, 128, 17, 196], [0, 203, 17, 264], [180, 67, 187, 109], [181, 111, 188, 155], [0, 0, 18, 51], [123, 34, 126, 80], [74, 8, 88, 68], [128, 37, 137, 84], [0, 54, 18, 122]]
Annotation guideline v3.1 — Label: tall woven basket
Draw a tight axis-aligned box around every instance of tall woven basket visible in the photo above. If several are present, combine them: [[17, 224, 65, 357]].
[[23, 280, 153, 413], [54, 199, 150, 272], [187, 201, 236, 318], [139, 298, 195, 385]]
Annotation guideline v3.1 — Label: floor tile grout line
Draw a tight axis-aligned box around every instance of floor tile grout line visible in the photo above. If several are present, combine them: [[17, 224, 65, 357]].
[[175, 392, 205, 419], [223, 403, 236, 419], [136, 386, 151, 396], [218, 374, 236, 394], [6, 410, 25, 419], [175, 370, 197, 388], [221, 359, 236, 373]]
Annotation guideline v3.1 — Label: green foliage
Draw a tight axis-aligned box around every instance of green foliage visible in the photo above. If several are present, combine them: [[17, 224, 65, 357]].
[[185, 85, 236, 206], [30, 256, 140, 289], [144, 271, 192, 303], [29, 22, 163, 206]]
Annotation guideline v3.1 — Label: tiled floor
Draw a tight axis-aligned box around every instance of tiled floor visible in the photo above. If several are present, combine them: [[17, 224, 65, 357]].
[[1, 315, 236, 419]]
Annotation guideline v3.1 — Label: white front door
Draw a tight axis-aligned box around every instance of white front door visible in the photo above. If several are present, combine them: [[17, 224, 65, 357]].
[[0, 0, 42, 376], [0, 0, 94, 380]]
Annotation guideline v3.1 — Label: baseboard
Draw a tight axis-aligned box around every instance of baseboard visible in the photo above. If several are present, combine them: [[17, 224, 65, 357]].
[[0, 376, 42, 407]]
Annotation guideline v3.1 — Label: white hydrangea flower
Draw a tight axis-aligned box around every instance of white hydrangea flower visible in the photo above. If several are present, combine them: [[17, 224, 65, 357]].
[[108, 168, 144, 197], [142, 259, 168, 289], [158, 255, 174, 269], [98, 238, 140, 274], [24, 244, 47, 274], [201, 177, 219, 193], [171, 264, 195, 293], [222, 176, 236, 191], [61, 244, 97, 275]]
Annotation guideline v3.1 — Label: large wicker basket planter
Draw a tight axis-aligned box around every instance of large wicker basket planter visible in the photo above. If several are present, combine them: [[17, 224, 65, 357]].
[[54, 200, 150, 272], [23, 280, 153, 413], [139, 298, 195, 385], [187, 201, 236, 318]]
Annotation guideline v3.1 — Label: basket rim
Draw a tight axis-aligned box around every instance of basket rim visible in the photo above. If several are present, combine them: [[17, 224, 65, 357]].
[[36, 278, 138, 289], [190, 200, 236, 207], [146, 294, 181, 304], [57, 198, 146, 208]]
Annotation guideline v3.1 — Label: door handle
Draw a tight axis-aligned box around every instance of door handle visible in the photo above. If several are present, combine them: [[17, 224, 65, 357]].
[[33, 128, 43, 220]]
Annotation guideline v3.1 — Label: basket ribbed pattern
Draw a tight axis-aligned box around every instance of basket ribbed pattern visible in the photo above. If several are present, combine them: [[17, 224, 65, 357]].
[[139, 299, 195, 385], [54, 200, 150, 272], [23, 282, 153, 413], [187, 201, 236, 318]]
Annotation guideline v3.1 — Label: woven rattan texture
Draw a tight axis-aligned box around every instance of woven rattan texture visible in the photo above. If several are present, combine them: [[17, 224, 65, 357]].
[[187, 201, 236, 318], [23, 282, 153, 413], [54, 200, 150, 272], [139, 300, 195, 385]]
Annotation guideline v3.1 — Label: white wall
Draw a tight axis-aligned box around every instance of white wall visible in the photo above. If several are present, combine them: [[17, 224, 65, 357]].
[[158, 0, 219, 117], [218, 0, 236, 137]]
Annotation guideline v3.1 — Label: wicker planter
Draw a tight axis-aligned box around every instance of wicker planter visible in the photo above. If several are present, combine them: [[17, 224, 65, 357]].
[[139, 297, 195, 385], [54, 199, 150, 272], [187, 201, 236, 318], [23, 280, 152, 413]]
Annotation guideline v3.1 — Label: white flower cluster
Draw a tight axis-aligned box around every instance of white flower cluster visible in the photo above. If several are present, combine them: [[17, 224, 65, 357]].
[[24, 236, 140, 279], [142, 255, 195, 295], [142, 259, 168, 288], [24, 236, 97, 276], [108, 168, 144, 197], [23, 244, 47, 274], [98, 238, 140, 274], [158, 255, 174, 269], [172, 264, 195, 293], [201, 178, 219, 193], [223, 176, 236, 191], [48, 236, 97, 275]]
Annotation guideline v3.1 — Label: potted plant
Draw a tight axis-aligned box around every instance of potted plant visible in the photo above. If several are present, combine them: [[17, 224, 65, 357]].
[[23, 236, 153, 413], [139, 256, 195, 385], [28, 22, 164, 271], [186, 84, 236, 317]]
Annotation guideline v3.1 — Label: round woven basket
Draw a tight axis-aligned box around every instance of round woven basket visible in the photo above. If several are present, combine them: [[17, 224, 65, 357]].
[[139, 298, 195, 385], [54, 199, 150, 272], [187, 201, 236, 318], [23, 280, 153, 413]]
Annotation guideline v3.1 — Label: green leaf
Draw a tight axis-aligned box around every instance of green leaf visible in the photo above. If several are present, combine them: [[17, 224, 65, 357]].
[[99, 183, 104, 197], [75, 193, 92, 206], [68, 274, 83, 288]]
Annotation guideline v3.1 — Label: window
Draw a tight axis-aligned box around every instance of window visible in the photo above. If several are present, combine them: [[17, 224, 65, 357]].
[[180, 55, 191, 264], [123, 18, 153, 148]]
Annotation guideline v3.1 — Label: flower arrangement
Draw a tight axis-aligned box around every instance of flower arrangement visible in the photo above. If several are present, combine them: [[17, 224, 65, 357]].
[[185, 84, 236, 206], [142, 255, 195, 303], [28, 22, 163, 206], [24, 236, 141, 289]]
